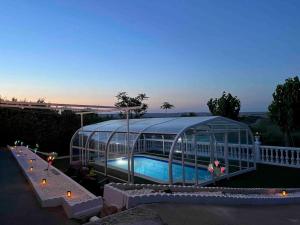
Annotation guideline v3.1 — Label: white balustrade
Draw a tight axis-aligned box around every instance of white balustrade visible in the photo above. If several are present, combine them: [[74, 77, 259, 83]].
[[258, 145, 300, 168], [87, 136, 300, 169]]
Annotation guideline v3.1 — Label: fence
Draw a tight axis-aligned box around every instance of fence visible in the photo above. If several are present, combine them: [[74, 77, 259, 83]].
[[192, 136, 300, 168], [144, 136, 300, 168]]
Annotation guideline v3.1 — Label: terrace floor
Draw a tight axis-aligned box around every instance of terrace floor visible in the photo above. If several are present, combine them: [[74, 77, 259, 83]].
[[146, 203, 300, 225], [0, 148, 79, 225], [88, 203, 300, 225]]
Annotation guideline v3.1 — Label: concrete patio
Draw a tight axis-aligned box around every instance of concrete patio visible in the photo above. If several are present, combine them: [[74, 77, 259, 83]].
[[86, 203, 300, 225]]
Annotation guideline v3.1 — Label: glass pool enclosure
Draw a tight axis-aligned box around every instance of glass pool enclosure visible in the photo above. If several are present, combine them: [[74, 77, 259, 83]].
[[70, 116, 256, 185]]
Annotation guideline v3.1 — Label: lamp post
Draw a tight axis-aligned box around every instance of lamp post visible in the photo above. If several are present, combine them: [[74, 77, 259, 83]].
[[75, 111, 94, 166]]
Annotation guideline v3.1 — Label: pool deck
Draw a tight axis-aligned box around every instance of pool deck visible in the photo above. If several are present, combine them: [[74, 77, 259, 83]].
[[8, 146, 102, 219], [0, 148, 79, 225], [146, 203, 300, 225]]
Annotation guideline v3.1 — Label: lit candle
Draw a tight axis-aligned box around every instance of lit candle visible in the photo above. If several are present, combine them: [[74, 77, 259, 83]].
[[67, 191, 72, 198], [42, 178, 47, 185]]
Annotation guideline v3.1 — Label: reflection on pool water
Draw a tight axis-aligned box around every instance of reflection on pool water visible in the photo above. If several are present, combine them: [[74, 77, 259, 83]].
[[107, 156, 211, 183]]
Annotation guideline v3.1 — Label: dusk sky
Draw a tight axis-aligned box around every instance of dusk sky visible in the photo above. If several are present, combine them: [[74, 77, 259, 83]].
[[0, 0, 299, 112]]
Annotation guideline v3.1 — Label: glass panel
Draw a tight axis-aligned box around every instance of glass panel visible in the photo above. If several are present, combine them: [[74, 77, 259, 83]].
[[86, 131, 111, 164], [71, 147, 80, 162], [72, 132, 80, 147], [107, 132, 139, 161], [77, 130, 92, 148]]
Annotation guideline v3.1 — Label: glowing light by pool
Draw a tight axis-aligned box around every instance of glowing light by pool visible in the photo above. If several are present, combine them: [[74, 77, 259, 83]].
[[67, 191, 72, 198], [281, 190, 287, 197], [30, 166, 33, 172], [116, 158, 127, 165], [42, 178, 47, 185]]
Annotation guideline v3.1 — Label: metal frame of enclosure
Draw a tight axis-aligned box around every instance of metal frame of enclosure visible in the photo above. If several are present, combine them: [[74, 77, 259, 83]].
[[70, 116, 256, 185]]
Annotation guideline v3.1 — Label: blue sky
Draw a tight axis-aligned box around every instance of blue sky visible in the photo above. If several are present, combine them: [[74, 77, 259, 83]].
[[0, 0, 299, 112]]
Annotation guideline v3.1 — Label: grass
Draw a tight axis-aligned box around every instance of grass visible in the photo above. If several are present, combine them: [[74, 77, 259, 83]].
[[211, 163, 300, 188]]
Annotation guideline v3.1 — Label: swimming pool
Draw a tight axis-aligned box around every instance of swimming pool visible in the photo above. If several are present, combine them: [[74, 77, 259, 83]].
[[107, 155, 211, 183]]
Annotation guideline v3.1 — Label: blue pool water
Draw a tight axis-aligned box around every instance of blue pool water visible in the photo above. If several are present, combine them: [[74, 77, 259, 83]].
[[107, 156, 211, 183]]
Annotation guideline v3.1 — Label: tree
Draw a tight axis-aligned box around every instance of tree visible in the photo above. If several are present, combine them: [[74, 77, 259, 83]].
[[268, 76, 300, 146], [207, 92, 240, 120], [160, 102, 175, 113], [0, 96, 108, 155], [11, 97, 18, 102], [115, 92, 149, 118], [181, 112, 197, 117], [37, 98, 46, 103]]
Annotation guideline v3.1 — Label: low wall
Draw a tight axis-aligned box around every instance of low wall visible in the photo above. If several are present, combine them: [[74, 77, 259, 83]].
[[104, 183, 300, 209], [9, 146, 103, 219]]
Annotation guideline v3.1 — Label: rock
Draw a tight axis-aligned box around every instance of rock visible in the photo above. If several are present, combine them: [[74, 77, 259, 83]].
[[89, 216, 100, 222]]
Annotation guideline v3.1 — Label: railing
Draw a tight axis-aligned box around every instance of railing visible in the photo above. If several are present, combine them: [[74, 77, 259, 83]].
[[145, 139, 300, 168], [193, 142, 300, 168], [193, 142, 255, 162], [74, 137, 300, 169], [147, 141, 255, 162], [258, 145, 300, 168]]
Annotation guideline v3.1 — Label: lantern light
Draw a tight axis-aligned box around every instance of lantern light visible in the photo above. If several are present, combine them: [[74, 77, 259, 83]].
[[29, 159, 33, 163], [67, 191, 72, 198], [42, 178, 47, 185], [282, 190, 287, 197], [30, 166, 33, 172]]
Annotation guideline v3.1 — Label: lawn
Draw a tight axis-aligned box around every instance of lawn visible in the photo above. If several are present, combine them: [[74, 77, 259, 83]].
[[211, 163, 300, 188]]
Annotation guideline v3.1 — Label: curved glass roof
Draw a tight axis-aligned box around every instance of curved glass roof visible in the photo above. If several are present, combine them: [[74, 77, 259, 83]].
[[80, 116, 249, 135]]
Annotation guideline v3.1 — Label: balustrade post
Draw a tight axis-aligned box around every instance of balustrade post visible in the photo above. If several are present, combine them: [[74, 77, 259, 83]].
[[254, 133, 261, 163], [280, 149, 284, 164], [291, 150, 294, 165]]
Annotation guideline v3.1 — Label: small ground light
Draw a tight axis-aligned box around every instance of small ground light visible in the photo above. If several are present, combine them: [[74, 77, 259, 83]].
[[42, 178, 47, 185], [67, 191, 72, 198], [282, 190, 287, 196], [29, 159, 33, 163], [30, 166, 33, 172]]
